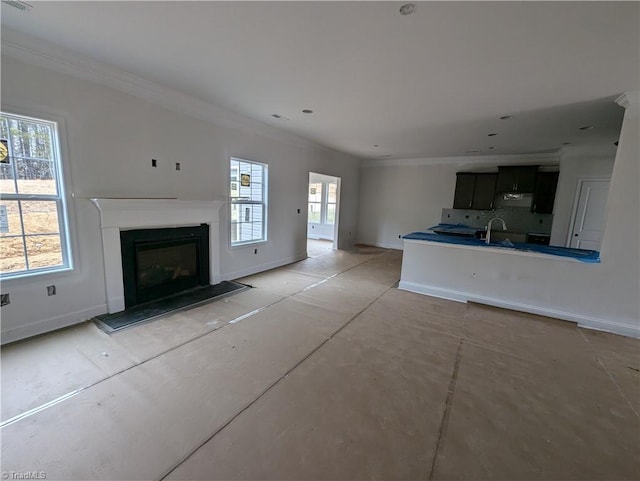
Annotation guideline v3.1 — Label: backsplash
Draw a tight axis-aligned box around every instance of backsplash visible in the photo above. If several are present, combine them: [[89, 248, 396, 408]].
[[441, 207, 553, 235]]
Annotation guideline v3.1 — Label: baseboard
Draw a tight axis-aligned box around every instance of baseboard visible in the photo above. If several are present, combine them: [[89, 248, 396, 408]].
[[398, 281, 468, 303], [1, 304, 108, 345], [223, 254, 307, 281], [357, 240, 404, 250], [398, 281, 640, 339]]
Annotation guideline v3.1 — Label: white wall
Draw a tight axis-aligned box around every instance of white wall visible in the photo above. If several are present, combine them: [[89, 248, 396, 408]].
[[550, 151, 615, 246], [357, 163, 458, 249], [399, 94, 639, 338], [0, 53, 361, 343]]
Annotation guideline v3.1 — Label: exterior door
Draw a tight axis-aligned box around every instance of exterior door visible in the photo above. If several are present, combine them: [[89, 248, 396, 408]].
[[570, 179, 610, 250]]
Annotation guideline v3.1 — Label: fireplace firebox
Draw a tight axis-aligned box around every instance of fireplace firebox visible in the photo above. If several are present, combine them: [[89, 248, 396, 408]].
[[120, 225, 210, 308]]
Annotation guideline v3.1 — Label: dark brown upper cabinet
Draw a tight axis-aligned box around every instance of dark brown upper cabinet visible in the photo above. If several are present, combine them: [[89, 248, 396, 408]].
[[531, 171, 559, 214], [453, 173, 497, 210], [496, 166, 539, 193]]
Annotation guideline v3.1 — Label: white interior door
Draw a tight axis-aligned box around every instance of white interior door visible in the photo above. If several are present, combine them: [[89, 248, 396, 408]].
[[570, 179, 610, 250]]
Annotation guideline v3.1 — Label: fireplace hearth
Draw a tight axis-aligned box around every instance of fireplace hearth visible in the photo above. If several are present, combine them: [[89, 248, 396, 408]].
[[121, 225, 210, 308]]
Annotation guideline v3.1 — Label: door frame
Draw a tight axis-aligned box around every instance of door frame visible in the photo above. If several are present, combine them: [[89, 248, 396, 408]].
[[565, 176, 610, 248]]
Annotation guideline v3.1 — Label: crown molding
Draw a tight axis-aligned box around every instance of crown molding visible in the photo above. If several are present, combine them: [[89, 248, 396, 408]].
[[1, 28, 352, 159], [616, 91, 639, 119], [361, 152, 561, 168]]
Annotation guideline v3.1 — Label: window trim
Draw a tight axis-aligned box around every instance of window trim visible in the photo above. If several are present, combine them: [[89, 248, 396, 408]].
[[0, 110, 74, 280], [229, 157, 268, 248]]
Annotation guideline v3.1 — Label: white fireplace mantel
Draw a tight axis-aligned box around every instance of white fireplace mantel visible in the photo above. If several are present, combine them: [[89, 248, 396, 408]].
[[92, 198, 225, 313]]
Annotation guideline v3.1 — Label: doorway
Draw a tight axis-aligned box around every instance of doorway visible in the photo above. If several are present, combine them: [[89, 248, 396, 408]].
[[568, 178, 610, 250], [307, 172, 340, 257]]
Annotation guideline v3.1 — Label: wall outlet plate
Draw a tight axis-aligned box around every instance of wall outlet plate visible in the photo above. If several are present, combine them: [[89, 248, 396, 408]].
[[1, 293, 9, 306]]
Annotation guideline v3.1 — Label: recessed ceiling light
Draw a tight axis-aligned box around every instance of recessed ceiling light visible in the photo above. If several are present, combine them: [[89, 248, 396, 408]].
[[488, 133, 498, 137], [399, 3, 416, 15], [302, 109, 313, 114], [466, 149, 480, 153], [488, 147, 495, 150], [563, 142, 571, 145], [499, 115, 512, 120], [373, 144, 379, 148], [579, 125, 594, 130]]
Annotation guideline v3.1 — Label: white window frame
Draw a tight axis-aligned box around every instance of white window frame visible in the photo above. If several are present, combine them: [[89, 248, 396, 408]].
[[0, 111, 73, 279], [229, 157, 268, 247]]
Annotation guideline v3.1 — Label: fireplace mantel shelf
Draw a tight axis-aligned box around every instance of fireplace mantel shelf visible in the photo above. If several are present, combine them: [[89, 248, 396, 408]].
[[91, 198, 226, 230]]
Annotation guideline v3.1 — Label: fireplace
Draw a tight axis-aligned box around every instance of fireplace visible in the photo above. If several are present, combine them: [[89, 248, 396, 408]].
[[120, 225, 210, 308], [92, 198, 224, 314]]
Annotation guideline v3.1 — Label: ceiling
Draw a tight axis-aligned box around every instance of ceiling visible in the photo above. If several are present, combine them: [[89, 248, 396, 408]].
[[1, 1, 638, 160]]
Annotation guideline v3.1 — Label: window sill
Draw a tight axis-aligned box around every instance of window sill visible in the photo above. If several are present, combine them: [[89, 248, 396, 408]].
[[229, 240, 268, 250], [1, 265, 74, 283]]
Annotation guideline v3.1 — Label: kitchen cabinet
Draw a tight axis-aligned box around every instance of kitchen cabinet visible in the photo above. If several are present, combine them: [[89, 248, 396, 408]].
[[496, 166, 539, 193], [453, 173, 497, 210], [531, 171, 559, 214]]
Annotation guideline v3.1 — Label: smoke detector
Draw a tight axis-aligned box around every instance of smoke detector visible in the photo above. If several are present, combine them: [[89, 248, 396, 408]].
[[2, 0, 33, 12]]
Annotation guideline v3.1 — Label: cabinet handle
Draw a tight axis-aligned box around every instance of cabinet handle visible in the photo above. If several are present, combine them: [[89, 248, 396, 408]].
[[515, 183, 518, 191], [469, 200, 472, 208], [532, 203, 536, 212]]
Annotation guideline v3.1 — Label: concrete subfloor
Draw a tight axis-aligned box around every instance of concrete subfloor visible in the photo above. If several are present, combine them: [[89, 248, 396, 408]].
[[1, 245, 639, 480]]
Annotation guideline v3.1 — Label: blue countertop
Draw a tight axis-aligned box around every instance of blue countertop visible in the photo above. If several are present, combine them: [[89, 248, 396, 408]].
[[403, 229, 600, 263]]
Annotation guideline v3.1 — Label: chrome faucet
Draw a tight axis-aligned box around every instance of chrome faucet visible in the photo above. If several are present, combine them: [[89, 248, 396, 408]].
[[485, 217, 507, 244]]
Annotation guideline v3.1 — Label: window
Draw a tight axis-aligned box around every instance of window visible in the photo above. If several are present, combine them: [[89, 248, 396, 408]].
[[0, 112, 72, 278], [326, 181, 337, 225], [230, 158, 267, 246], [308, 182, 322, 223], [307, 179, 337, 225]]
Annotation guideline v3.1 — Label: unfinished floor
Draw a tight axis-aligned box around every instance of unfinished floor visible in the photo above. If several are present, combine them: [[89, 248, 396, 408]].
[[1, 246, 639, 480]]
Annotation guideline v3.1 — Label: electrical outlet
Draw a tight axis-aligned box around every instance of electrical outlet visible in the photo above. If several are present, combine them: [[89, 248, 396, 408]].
[[152, 159, 157, 168], [398, 234, 401, 238], [297, 208, 300, 214], [254, 248, 258, 254], [175, 162, 181, 171], [1, 293, 9, 306], [47, 285, 56, 296]]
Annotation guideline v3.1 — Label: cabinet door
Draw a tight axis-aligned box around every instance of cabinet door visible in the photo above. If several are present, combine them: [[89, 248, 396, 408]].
[[532, 171, 559, 213], [515, 166, 539, 193], [497, 166, 538, 192], [496, 167, 518, 192], [453, 173, 475, 209], [473, 174, 497, 210]]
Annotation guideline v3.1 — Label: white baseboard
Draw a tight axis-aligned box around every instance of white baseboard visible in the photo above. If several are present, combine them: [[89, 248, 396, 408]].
[[357, 240, 403, 250], [398, 281, 640, 339], [398, 281, 467, 303], [223, 254, 307, 281], [1, 304, 108, 345]]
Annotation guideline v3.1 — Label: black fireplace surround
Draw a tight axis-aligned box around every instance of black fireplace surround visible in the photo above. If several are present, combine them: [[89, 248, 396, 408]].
[[120, 224, 210, 308]]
